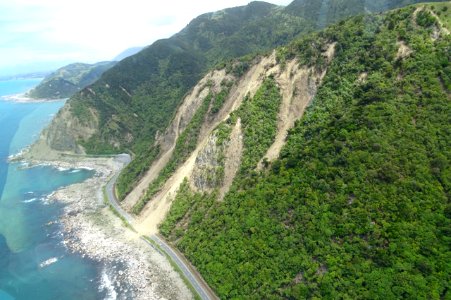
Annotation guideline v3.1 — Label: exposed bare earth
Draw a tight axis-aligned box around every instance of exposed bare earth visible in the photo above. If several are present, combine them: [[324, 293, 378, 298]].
[[414, 6, 450, 41], [135, 140, 202, 235], [259, 63, 310, 166], [133, 46, 338, 234], [358, 72, 368, 83], [20, 149, 193, 300], [219, 118, 243, 200], [429, 8, 450, 35], [122, 70, 229, 211], [134, 54, 278, 235], [396, 41, 412, 60], [259, 43, 336, 166], [190, 134, 220, 192]]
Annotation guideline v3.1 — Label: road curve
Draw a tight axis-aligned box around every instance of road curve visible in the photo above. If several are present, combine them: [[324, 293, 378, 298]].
[[106, 154, 218, 300]]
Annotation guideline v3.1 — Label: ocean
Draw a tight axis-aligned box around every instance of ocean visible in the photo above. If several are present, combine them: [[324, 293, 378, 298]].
[[0, 79, 103, 299]]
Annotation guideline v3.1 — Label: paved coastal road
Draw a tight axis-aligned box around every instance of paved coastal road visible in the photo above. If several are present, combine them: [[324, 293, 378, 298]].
[[106, 154, 218, 300]]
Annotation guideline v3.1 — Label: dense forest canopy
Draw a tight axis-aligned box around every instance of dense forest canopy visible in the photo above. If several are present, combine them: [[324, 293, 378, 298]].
[[160, 3, 451, 298]]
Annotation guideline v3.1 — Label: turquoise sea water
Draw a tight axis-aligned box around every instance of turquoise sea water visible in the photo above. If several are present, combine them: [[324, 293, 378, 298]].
[[0, 79, 103, 299]]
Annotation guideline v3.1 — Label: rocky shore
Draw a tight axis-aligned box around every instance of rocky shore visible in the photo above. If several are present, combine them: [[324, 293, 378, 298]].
[[20, 153, 193, 300]]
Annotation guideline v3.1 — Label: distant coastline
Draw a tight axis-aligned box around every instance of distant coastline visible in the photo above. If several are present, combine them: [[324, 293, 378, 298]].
[[0, 92, 67, 103], [0, 72, 49, 81]]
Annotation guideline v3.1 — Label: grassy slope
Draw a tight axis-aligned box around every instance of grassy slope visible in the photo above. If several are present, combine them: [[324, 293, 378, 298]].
[[161, 4, 451, 298]]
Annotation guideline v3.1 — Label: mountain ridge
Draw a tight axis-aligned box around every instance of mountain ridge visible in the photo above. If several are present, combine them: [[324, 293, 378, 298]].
[[25, 1, 451, 298], [112, 47, 144, 61], [33, 0, 447, 203], [27, 61, 116, 99], [146, 3, 449, 298]]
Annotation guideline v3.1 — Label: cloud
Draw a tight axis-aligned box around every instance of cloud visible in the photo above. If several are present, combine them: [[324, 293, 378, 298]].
[[0, 0, 292, 76]]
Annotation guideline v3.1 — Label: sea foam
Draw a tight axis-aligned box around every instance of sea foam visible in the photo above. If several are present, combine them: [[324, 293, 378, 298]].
[[39, 257, 58, 268], [98, 268, 118, 300]]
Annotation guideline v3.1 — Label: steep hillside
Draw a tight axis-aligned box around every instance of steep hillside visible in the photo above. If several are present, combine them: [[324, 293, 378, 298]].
[[27, 61, 116, 99], [28, 0, 451, 298], [53, 1, 307, 154], [33, 0, 446, 201], [129, 3, 449, 298]]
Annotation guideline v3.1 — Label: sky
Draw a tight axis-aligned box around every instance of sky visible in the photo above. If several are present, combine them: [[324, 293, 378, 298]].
[[0, 0, 292, 76]]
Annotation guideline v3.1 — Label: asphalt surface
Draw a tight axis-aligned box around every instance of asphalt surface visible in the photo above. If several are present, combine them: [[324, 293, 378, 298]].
[[105, 154, 217, 300]]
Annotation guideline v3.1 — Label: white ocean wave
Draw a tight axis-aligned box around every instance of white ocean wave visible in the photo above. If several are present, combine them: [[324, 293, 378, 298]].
[[22, 198, 38, 203], [39, 257, 58, 268], [79, 166, 95, 171], [7, 148, 28, 161], [41, 195, 53, 205], [98, 268, 117, 300]]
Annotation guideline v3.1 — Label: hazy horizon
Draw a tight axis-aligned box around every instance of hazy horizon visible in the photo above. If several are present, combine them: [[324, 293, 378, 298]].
[[0, 0, 291, 77]]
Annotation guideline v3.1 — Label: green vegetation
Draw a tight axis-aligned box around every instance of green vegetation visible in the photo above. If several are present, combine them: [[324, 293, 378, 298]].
[[131, 77, 236, 212], [91, 1, 310, 199], [28, 78, 79, 99], [214, 122, 233, 147], [160, 180, 217, 240], [28, 61, 116, 99], [162, 4, 451, 298], [417, 9, 438, 27], [211, 79, 233, 114], [51, 0, 446, 202], [285, 0, 448, 28], [234, 77, 282, 174], [430, 2, 451, 29], [159, 180, 201, 238], [132, 92, 214, 213], [116, 146, 159, 200]]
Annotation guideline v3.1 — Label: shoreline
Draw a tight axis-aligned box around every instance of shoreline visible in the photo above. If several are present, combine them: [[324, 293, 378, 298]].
[[18, 151, 193, 299], [1, 92, 67, 103]]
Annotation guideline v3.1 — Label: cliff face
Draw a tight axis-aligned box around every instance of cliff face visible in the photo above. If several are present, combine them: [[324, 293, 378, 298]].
[[27, 103, 98, 158], [46, 105, 99, 153]]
